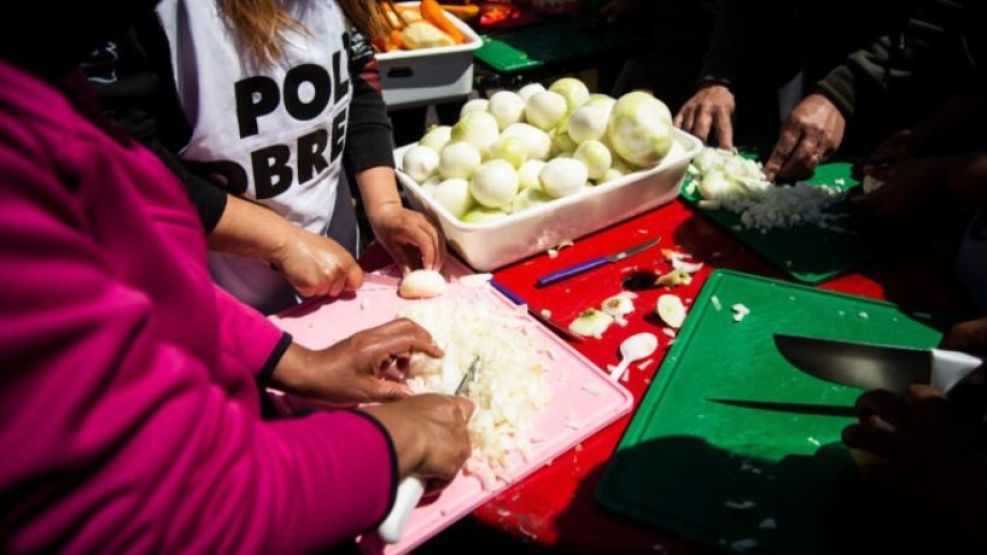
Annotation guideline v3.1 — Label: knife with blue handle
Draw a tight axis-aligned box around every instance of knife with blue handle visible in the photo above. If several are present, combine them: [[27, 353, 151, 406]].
[[536, 237, 660, 287]]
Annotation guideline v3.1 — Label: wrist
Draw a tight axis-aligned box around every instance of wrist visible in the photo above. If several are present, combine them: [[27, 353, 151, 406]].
[[361, 405, 426, 479], [810, 90, 850, 121], [266, 219, 301, 266], [366, 199, 403, 225], [269, 342, 318, 394], [698, 75, 731, 90]]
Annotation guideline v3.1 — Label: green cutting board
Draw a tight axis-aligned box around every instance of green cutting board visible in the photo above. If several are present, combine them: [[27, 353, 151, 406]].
[[597, 270, 942, 554], [475, 22, 644, 74], [680, 162, 879, 284]]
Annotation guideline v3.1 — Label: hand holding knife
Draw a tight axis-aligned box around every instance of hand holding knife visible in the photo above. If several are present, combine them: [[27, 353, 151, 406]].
[[378, 358, 479, 544], [774, 334, 983, 395]]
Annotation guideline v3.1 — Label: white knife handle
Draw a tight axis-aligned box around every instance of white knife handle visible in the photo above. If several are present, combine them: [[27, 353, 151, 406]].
[[378, 476, 425, 544], [931, 349, 983, 393]]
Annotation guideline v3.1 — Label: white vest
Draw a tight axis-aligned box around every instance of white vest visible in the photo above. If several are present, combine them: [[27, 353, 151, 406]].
[[157, 0, 353, 312]]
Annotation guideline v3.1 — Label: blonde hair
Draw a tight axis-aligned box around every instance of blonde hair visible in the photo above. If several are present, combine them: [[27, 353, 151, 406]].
[[218, 0, 395, 65]]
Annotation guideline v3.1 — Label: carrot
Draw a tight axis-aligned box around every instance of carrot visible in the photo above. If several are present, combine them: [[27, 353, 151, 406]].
[[382, 2, 410, 30], [389, 29, 405, 50], [439, 4, 480, 20], [419, 0, 465, 44]]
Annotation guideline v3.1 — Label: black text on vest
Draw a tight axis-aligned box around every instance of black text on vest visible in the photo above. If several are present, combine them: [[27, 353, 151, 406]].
[[231, 53, 351, 199]]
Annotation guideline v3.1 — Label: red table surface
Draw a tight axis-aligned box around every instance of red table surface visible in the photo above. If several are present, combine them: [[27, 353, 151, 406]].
[[364, 198, 969, 554]]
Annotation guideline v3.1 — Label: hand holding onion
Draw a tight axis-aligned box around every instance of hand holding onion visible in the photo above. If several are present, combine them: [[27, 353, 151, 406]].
[[270, 225, 364, 298], [269, 319, 444, 404]]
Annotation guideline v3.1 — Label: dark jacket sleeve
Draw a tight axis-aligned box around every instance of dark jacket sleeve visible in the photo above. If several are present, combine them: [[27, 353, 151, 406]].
[[815, 0, 972, 120], [343, 28, 396, 173], [698, 0, 795, 90], [84, 17, 228, 232]]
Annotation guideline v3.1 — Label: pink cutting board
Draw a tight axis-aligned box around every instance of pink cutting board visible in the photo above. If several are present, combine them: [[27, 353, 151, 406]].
[[269, 260, 633, 555]]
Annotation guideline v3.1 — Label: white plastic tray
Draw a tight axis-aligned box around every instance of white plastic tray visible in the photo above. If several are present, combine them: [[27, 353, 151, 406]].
[[376, 3, 482, 108], [394, 128, 704, 271]]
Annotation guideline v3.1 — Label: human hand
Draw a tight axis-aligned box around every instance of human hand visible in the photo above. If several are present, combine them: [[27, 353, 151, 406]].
[[362, 393, 474, 488], [764, 94, 846, 182], [271, 319, 443, 404], [843, 386, 987, 543], [368, 202, 446, 274], [674, 84, 735, 149], [942, 317, 987, 354], [866, 129, 914, 180], [271, 226, 363, 298], [851, 156, 944, 220]]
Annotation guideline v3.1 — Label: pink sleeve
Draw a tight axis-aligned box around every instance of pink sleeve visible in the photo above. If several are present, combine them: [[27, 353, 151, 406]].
[[0, 129, 395, 552], [212, 284, 292, 380]]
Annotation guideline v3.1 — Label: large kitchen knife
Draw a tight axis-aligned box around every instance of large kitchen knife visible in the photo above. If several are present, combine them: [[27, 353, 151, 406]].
[[773, 333, 983, 395]]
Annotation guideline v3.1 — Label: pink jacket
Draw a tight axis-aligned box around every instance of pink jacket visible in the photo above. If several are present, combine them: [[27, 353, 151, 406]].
[[0, 62, 395, 553]]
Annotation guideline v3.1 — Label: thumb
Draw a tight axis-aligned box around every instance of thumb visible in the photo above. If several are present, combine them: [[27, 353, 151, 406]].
[[370, 379, 414, 402], [345, 260, 364, 291]]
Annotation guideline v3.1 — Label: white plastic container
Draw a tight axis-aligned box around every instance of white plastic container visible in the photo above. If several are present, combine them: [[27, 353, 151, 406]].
[[394, 129, 704, 271], [376, 4, 483, 108]]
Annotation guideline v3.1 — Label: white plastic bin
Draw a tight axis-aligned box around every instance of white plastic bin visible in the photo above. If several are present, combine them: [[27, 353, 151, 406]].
[[394, 129, 704, 271], [376, 4, 483, 108]]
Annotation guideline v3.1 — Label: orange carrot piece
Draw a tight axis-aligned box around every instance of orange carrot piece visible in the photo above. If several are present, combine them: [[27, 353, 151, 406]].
[[420, 0, 465, 44], [389, 29, 405, 50], [439, 4, 480, 19]]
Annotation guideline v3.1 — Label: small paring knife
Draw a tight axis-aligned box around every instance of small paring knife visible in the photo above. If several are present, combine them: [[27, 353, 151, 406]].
[[378, 358, 480, 544], [535, 237, 660, 287], [773, 333, 983, 395]]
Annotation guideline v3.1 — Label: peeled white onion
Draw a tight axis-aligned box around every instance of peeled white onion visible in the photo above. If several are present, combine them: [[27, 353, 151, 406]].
[[399, 269, 447, 299]]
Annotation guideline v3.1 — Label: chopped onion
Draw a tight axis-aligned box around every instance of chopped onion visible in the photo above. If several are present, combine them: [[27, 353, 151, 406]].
[[661, 249, 704, 275], [731, 303, 751, 322], [690, 147, 847, 231], [399, 301, 551, 477], [656, 294, 687, 329], [862, 175, 885, 193], [569, 309, 614, 339], [601, 292, 636, 326], [655, 269, 692, 287]]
